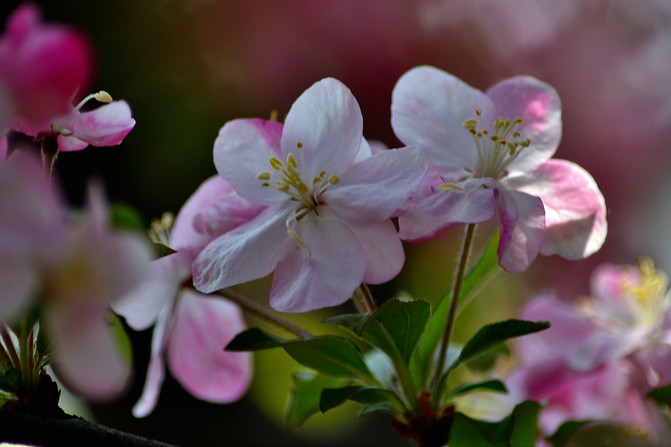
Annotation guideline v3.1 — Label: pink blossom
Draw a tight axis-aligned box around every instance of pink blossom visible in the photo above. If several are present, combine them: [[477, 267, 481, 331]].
[[0, 3, 91, 133], [392, 66, 607, 273], [12, 90, 136, 152], [0, 155, 152, 400], [113, 176, 258, 417], [192, 78, 429, 313]]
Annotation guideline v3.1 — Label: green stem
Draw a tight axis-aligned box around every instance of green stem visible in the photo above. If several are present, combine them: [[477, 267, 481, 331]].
[[215, 289, 312, 338], [431, 223, 476, 400], [359, 284, 377, 312], [395, 360, 419, 413]]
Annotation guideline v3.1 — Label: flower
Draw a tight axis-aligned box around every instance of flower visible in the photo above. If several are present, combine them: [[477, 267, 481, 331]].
[[0, 3, 91, 133], [113, 176, 259, 417], [12, 90, 136, 153], [192, 77, 429, 312], [0, 154, 152, 400], [392, 66, 607, 273]]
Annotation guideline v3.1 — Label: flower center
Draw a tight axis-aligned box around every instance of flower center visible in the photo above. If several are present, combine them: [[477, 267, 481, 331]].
[[621, 258, 668, 328], [256, 141, 339, 246], [462, 109, 530, 179]]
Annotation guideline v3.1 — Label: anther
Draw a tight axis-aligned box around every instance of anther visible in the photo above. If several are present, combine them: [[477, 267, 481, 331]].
[[328, 174, 339, 185], [256, 171, 271, 180], [94, 91, 113, 103], [269, 157, 283, 170], [287, 153, 298, 168], [296, 141, 303, 149]]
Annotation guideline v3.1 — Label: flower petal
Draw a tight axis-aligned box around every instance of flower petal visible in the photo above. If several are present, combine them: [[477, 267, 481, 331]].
[[171, 176, 265, 250], [213, 118, 285, 205], [281, 78, 362, 178], [326, 145, 429, 222], [391, 65, 497, 171], [495, 188, 545, 273], [504, 159, 607, 260], [48, 303, 130, 401], [270, 211, 365, 313], [132, 305, 171, 417], [52, 101, 136, 151], [166, 290, 252, 403], [192, 202, 295, 294], [486, 76, 562, 173], [0, 256, 37, 321], [348, 220, 405, 284], [398, 175, 497, 241]]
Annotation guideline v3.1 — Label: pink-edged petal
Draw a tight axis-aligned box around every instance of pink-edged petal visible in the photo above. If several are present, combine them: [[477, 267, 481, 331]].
[[589, 263, 635, 303], [398, 176, 497, 241], [166, 290, 252, 403], [213, 118, 285, 205], [132, 305, 171, 417], [171, 176, 265, 250], [193, 202, 295, 294], [270, 211, 365, 313], [51, 101, 135, 151], [504, 159, 607, 260], [326, 146, 429, 222], [495, 188, 545, 273], [486, 76, 562, 173], [0, 256, 37, 321], [48, 303, 130, 401], [391, 65, 497, 171], [347, 220, 405, 284], [281, 78, 362, 178], [112, 250, 192, 331], [56, 134, 88, 151]]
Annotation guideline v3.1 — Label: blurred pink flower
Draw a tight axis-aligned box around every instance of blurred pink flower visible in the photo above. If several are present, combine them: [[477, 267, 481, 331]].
[[0, 3, 91, 133], [393, 66, 607, 273], [12, 90, 136, 152], [0, 154, 152, 400], [113, 176, 259, 417], [192, 78, 429, 312]]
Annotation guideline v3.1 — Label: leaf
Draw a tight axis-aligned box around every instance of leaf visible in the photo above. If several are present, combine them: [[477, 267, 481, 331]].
[[319, 386, 404, 413], [227, 328, 373, 380], [359, 403, 394, 416], [413, 232, 501, 386], [153, 243, 176, 258], [546, 420, 592, 447], [647, 383, 671, 406], [454, 319, 550, 369], [285, 372, 346, 430], [323, 313, 369, 335], [450, 400, 541, 447], [320, 386, 364, 413], [466, 343, 510, 372], [445, 379, 507, 401], [109, 203, 146, 233]]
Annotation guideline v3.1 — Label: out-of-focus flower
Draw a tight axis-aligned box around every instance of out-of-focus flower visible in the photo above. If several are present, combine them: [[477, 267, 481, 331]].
[[192, 78, 429, 312], [0, 3, 91, 133], [113, 176, 259, 417], [393, 66, 607, 273], [12, 90, 136, 153], [0, 154, 151, 400], [469, 260, 671, 441]]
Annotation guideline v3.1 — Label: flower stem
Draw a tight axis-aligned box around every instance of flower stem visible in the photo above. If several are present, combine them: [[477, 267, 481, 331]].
[[431, 223, 476, 399], [215, 289, 312, 338], [359, 284, 377, 312]]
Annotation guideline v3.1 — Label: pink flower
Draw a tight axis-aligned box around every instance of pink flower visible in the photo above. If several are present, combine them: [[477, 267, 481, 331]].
[[0, 3, 91, 133], [0, 154, 152, 400], [113, 176, 259, 417], [192, 77, 429, 313], [392, 66, 607, 273], [12, 90, 136, 152]]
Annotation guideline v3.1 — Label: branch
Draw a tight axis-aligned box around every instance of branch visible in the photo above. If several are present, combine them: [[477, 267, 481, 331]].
[[0, 408, 178, 447]]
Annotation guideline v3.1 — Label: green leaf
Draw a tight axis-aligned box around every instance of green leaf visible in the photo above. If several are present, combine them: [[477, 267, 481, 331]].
[[450, 400, 541, 447], [546, 420, 592, 447], [359, 403, 394, 416], [226, 328, 288, 351], [323, 313, 369, 334], [285, 372, 345, 430], [153, 243, 176, 258], [227, 329, 373, 380], [319, 386, 364, 413], [466, 343, 510, 372], [454, 319, 550, 369], [319, 386, 403, 413], [647, 383, 671, 406], [109, 203, 146, 232], [445, 379, 507, 401], [413, 232, 501, 386]]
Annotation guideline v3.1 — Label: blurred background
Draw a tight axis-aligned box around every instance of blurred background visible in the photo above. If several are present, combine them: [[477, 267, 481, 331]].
[[2, 0, 671, 445]]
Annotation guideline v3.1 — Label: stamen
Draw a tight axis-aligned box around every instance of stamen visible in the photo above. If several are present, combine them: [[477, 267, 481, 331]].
[[287, 229, 308, 248], [256, 171, 271, 180], [328, 174, 339, 185], [94, 91, 113, 103], [438, 183, 463, 192], [287, 153, 299, 168], [269, 157, 284, 170]]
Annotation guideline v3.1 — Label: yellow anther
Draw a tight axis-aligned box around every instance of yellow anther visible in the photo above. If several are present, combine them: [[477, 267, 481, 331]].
[[462, 118, 478, 129], [513, 132, 520, 138], [475, 109, 482, 116], [269, 110, 279, 121], [261, 182, 269, 187], [469, 128, 476, 135], [296, 182, 309, 194], [328, 174, 339, 185], [482, 129, 488, 135], [94, 90, 113, 103], [490, 135, 498, 142], [256, 171, 271, 180], [514, 117, 523, 124], [287, 152, 299, 168], [296, 141, 303, 149], [276, 180, 289, 191], [438, 183, 463, 192], [269, 157, 284, 170]]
